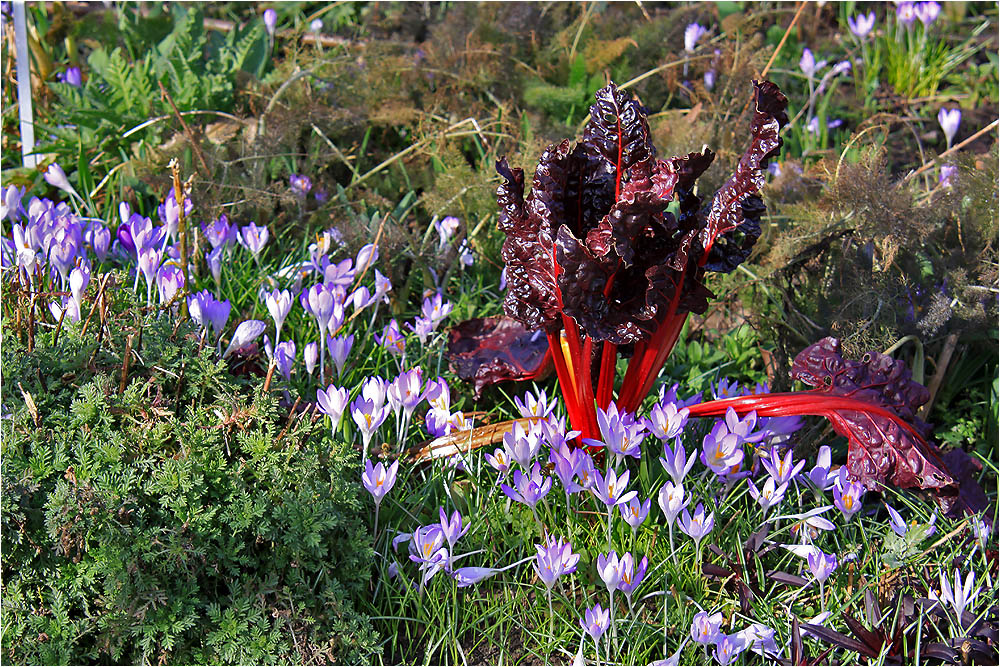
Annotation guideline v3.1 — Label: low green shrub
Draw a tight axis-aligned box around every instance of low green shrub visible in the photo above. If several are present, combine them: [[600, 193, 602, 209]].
[[1, 312, 379, 665]]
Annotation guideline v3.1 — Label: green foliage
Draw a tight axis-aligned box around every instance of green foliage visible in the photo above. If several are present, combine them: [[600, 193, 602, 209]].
[[1, 314, 378, 665], [36, 4, 269, 192]]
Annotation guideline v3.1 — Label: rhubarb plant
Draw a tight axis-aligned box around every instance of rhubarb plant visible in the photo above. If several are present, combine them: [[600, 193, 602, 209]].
[[494, 81, 981, 512], [496, 80, 788, 440]]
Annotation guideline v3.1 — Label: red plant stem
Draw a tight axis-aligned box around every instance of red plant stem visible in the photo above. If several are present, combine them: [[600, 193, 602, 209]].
[[684, 392, 931, 446], [619, 308, 689, 413], [561, 314, 600, 440], [547, 331, 586, 436], [596, 340, 617, 409]]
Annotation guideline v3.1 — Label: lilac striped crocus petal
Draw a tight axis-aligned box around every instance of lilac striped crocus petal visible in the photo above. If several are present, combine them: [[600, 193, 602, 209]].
[[223, 319, 267, 358]]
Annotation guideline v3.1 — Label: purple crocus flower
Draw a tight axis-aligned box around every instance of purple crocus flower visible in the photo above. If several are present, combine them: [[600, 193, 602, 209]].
[[514, 388, 557, 419], [439, 507, 470, 550], [362, 459, 398, 507], [289, 174, 312, 196], [238, 222, 269, 259], [485, 447, 512, 476], [658, 481, 688, 527], [691, 611, 723, 644], [804, 445, 836, 491], [156, 264, 184, 306], [799, 47, 827, 78], [646, 399, 690, 442], [549, 441, 584, 495], [897, 1, 917, 25], [914, 1, 940, 26], [304, 342, 318, 375], [714, 635, 743, 665], [807, 550, 838, 583], [202, 215, 236, 249], [158, 190, 191, 241], [760, 447, 805, 485], [591, 468, 638, 508], [678, 503, 714, 551], [263, 288, 292, 344], [85, 223, 111, 262], [273, 340, 295, 380], [580, 604, 610, 642], [263, 7, 277, 34], [833, 469, 865, 520], [596, 551, 623, 592], [704, 69, 716, 91], [2, 184, 25, 221], [352, 393, 390, 456], [938, 108, 961, 147], [408, 525, 448, 587], [684, 22, 708, 53], [206, 246, 223, 285], [43, 163, 77, 197], [503, 420, 543, 469], [848, 11, 876, 39], [188, 289, 231, 340], [388, 367, 426, 424], [618, 553, 648, 600], [939, 164, 958, 188], [421, 292, 453, 328], [327, 333, 354, 377], [316, 384, 349, 429], [309, 18, 323, 33], [700, 416, 745, 476], [57, 66, 83, 87], [377, 319, 406, 356], [222, 319, 266, 358], [533, 535, 580, 589], [500, 462, 552, 509], [660, 440, 697, 486], [433, 215, 460, 250], [935, 569, 979, 630], [885, 504, 908, 537], [748, 477, 788, 513], [355, 242, 379, 271], [619, 496, 651, 533], [69, 263, 90, 310]]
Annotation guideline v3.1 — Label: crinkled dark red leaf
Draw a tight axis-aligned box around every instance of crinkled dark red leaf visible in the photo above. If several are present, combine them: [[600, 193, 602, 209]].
[[790, 337, 955, 495], [582, 82, 656, 192], [496, 157, 561, 332], [702, 80, 788, 273], [446, 316, 552, 399]]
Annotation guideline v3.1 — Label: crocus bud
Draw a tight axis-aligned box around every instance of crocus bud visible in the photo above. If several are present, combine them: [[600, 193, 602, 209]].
[[43, 163, 78, 197], [223, 319, 267, 358], [304, 341, 319, 375], [263, 8, 277, 34], [157, 264, 185, 305]]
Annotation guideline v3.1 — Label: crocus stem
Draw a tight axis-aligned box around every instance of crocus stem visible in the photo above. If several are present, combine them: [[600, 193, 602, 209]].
[[373, 503, 380, 545], [819, 580, 826, 613], [547, 588, 554, 637], [610, 589, 616, 654], [669, 523, 676, 565], [607, 507, 613, 553]]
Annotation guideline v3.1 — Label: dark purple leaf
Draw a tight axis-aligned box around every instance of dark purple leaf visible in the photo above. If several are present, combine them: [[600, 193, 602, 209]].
[[702, 80, 788, 273], [766, 570, 807, 587], [790, 337, 956, 495], [800, 623, 875, 657], [581, 82, 656, 193], [446, 316, 552, 399], [496, 157, 562, 333]]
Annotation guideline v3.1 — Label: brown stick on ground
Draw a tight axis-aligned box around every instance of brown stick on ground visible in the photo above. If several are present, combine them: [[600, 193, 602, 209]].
[[169, 159, 190, 320], [120, 333, 134, 394], [919, 332, 959, 420], [159, 81, 211, 176]]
